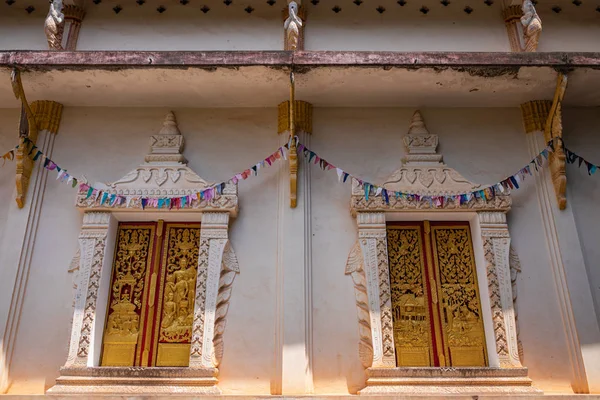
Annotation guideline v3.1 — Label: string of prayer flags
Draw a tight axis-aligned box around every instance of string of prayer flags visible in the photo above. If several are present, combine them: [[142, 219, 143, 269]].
[[293, 136, 564, 207], [565, 147, 598, 176], [5, 137, 291, 210], [1, 135, 599, 211]]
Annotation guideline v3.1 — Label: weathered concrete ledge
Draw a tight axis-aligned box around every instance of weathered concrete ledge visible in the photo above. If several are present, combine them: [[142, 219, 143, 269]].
[[0, 51, 599, 70]]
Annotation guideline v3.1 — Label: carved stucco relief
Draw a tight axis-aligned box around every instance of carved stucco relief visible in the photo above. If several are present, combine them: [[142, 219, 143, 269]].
[[347, 111, 523, 375], [59, 113, 239, 393]]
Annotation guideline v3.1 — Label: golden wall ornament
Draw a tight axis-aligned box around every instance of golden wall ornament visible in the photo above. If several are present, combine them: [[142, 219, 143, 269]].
[[277, 74, 313, 208], [544, 74, 568, 210]]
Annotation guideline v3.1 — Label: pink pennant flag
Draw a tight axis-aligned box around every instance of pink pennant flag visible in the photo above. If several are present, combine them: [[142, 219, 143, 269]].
[[314, 156, 320, 165]]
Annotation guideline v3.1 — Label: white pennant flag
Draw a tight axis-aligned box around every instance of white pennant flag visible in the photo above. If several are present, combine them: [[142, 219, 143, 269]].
[[336, 168, 343, 181], [375, 187, 383, 196]]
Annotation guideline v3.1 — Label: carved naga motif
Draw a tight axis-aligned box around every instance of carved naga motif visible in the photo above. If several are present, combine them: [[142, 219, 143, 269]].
[[521, 0, 542, 52], [45, 0, 65, 50], [11, 70, 38, 208], [544, 74, 568, 210]]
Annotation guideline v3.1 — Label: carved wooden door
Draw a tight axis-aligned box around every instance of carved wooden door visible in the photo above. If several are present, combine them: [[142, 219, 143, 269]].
[[387, 221, 487, 367], [100, 221, 201, 367]]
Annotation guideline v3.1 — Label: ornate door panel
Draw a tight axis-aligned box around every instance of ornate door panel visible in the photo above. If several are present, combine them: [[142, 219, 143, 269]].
[[387, 221, 487, 367], [101, 223, 157, 367], [100, 221, 200, 367], [154, 224, 201, 367], [430, 222, 487, 367], [387, 223, 436, 367]]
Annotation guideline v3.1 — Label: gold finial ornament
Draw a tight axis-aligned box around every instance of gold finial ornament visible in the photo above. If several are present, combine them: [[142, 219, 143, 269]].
[[283, 1, 305, 51]]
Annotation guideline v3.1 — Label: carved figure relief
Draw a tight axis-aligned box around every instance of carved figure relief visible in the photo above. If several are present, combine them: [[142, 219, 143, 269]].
[[387, 225, 433, 366], [156, 225, 201, 367], [45, 0, 65, 50], [431, 225, 486, 367], [101, 225, 154, 367], [521, 0, 542, 52], [544, 74, 568, 210], [100, 222, 203, 367], [284, 1, 302, 51], [387, 222, 486, 367]]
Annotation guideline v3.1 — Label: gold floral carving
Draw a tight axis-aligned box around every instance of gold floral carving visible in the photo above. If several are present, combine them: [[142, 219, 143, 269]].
[[431, 226, 487, 367], [289, 140, 298, 208], [345, 241, 374, 368], [387, 226, 432, 366], [543, 74, 568, 210], [101, 226, 154, 366]]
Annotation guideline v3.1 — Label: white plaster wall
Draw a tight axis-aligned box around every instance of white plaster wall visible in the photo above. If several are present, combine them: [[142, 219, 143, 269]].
[[77, 0, 283, 51], [305, 0, 510, 52], [536, 6, 600, 52], [1, 106, 595, 394], [0, 109, 23, 368], [0, 10, 47, 50], [310, 107, 577, 394], [563, 107, 600, 335], [4, 107, 279, 394]]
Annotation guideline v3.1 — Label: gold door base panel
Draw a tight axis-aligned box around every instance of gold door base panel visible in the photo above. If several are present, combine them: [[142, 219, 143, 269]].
[[47, 367, 220, 395], [360, 367, 541, 395]]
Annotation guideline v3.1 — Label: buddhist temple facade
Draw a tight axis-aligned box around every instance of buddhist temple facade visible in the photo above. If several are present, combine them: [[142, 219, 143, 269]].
[[0, 0, 600, 397]]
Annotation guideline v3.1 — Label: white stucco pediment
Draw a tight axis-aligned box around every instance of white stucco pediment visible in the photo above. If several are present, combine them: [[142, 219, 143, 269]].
[[351, 110, 511, 213], [76, 111, 238, 214]]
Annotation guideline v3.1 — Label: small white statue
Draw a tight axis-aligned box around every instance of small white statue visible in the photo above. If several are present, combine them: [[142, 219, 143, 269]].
[[521, 0, 542, 52], [44, 0, 65, 51], [284, 1, 302, 51]]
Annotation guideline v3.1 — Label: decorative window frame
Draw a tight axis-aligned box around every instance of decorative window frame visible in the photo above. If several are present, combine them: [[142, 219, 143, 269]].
[[49, 112, 239, 395], [345, 111, 536, 394]]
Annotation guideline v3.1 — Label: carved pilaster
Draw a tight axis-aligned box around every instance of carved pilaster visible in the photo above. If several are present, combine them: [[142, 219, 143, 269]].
[[63, 5, 85, 51], [355, 212, 396, 368], [190, 212, 238, 370], [66, 212, 111, 367], [282, 1, 306, 51], [478, 211, 523, 368], [503, 5, 524, 52]]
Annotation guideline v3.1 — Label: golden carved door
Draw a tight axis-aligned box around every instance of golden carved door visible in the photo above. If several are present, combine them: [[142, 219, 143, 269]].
[[100, 221, 201, 367], [387, 221, 487, 367]]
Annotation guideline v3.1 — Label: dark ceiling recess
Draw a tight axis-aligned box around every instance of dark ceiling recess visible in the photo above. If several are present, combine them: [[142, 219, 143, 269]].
[[419, 5, 429, 13], [332, 5, 341, 12], [201, 4, 209, 12]]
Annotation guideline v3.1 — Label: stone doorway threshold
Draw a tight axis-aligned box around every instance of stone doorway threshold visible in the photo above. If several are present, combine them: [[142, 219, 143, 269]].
[[361, 367, 540, 395]]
